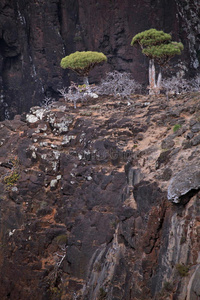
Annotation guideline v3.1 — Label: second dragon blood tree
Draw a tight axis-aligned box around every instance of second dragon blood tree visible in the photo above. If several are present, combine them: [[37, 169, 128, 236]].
[[131, 28, 184, 95]]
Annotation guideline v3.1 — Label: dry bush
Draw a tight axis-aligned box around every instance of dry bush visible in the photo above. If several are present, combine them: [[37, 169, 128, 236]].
[[40, 96, 55, 108], [93, 71, 141, 98], [191, 74, 200, 91], [58, 82, 97, 108], [161, 76, 190, 100]]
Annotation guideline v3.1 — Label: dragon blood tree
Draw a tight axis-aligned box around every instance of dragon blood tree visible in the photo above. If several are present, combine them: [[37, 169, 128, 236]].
[[60, 51, 107, 87], [131, 28, 184, 94]]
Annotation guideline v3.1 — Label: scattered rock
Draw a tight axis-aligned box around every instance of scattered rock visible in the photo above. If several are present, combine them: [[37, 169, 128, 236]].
[[161, 137, 175, 150], [191, 122, 200, 133], [191, 134, 200, 146]]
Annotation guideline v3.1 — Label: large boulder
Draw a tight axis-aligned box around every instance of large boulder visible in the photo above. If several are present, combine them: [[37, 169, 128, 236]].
[[167, 160, 200, 203]]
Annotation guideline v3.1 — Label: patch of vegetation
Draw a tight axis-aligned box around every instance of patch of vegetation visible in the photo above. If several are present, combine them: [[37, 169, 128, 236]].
[[78, 84, 87, 92], [94, 71, 141, 99], [55, 234, 68, 246], [173, 124, 181, 133], [4, 171, 19, 186], [176, 263, 189, 277]]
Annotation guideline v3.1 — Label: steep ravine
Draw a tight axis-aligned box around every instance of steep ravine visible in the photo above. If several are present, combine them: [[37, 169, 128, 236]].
[[0, 92, 200, 299]]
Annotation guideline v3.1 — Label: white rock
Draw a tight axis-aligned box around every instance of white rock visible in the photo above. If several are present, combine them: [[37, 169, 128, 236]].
[[26, 114, 39, 123], [50, 179, 58, 188]]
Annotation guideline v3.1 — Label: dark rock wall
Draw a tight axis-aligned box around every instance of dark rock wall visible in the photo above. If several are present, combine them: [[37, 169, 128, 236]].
[[0, 0, 199, 119]]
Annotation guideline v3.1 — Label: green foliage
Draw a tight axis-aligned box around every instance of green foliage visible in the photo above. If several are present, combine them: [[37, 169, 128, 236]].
[[173, 124, 181, 133], [176, 263, 189, 277], [131, 28, 184, 66], [60, 51, 107, 77], [143, 42, 183, 61], [78, 84, 87, 92], [4, 171, 19, 186], [131, 28, 171, 47]]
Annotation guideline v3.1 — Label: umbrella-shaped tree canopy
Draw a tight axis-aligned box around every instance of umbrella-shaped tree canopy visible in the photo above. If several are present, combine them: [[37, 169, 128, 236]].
[[60, 51, 107, 78]]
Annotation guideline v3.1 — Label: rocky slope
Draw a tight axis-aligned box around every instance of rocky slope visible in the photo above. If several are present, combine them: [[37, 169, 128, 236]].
[[0, 0, 200, 119], [0, 91, 200, 299]]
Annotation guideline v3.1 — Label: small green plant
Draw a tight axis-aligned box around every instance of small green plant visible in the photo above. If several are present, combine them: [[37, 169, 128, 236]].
[[55, 234, 68, 246], [176, 263, 189, 277], [78, 84, 87, 92], [173, 124, 181, 133], [4, 171, 19, 186]]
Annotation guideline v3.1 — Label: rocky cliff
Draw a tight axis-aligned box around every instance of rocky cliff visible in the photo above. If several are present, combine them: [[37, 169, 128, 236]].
[[0, 91, 200, 299], [0, 0, 200, 120]]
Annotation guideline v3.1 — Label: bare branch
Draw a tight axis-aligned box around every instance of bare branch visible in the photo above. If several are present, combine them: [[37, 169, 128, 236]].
[[93, 71, 141, 99]]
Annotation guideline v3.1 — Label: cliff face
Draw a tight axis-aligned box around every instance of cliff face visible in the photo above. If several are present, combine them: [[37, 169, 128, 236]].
[[0, 0, 199, 120], [0, 91, 200, 299]]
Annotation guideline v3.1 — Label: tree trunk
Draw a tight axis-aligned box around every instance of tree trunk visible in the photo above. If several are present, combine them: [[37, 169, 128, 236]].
[[83, 76, 89, 86], [156, 66, 162, 94], [149, 59, 156, 95], [83, 76, 90, 92]]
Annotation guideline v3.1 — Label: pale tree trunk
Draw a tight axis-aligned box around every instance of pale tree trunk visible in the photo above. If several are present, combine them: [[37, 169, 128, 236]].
[[149, 59, 156, 95], [149, 60, 162, 95], [151, 59, 156, 88], [83, 76, 89, 86], [83, 76, 91, 92], [156, 67, 162, 94]]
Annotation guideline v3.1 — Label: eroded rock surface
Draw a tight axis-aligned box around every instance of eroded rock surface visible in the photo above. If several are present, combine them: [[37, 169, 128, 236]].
[[0, 93, 200, 299], [168, 159, 200, 203]]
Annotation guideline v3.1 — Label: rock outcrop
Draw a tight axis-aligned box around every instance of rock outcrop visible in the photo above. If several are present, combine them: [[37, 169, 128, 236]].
[[0, 91, 200, 299], [0, 0, 200, 119], [168, 159, 200, 203]]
